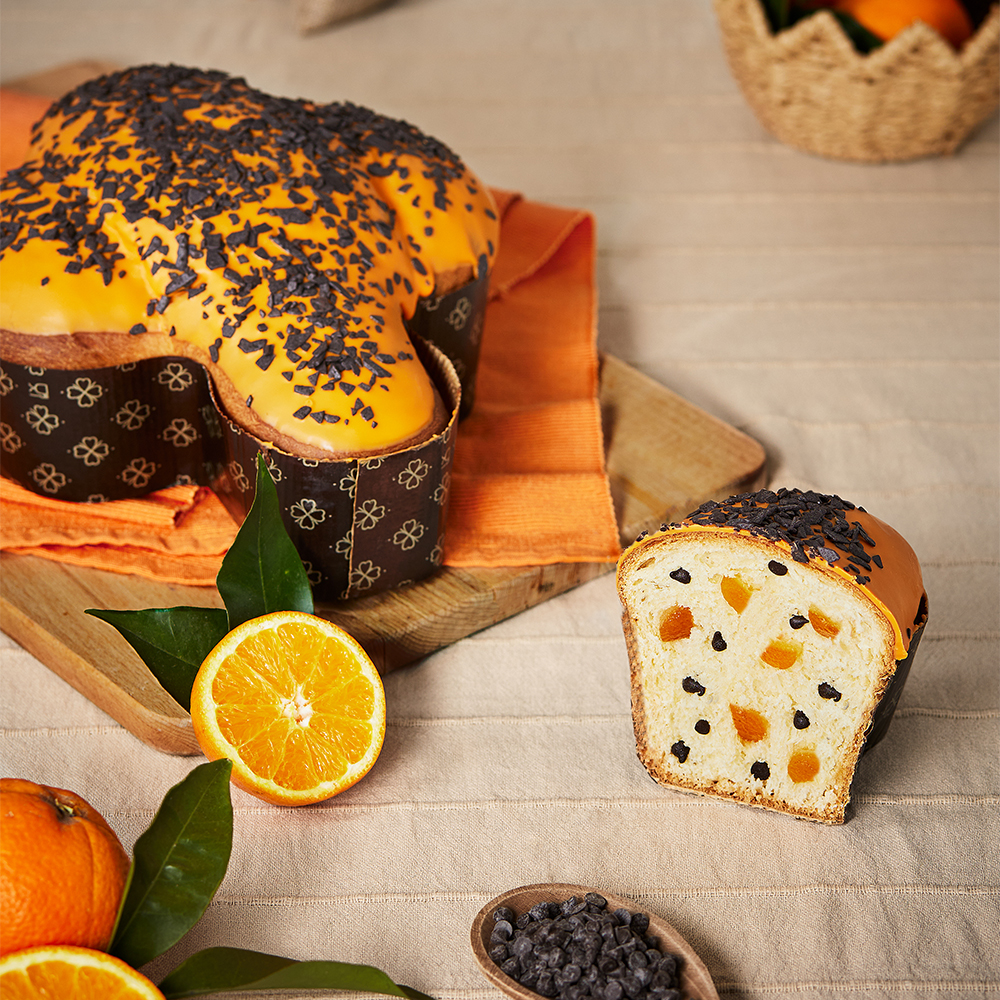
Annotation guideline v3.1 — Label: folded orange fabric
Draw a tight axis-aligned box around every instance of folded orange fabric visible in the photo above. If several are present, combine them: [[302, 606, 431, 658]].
[[0, 479, 236, 585], [446, 195, 620, 566], [0, 89, 620, 584]]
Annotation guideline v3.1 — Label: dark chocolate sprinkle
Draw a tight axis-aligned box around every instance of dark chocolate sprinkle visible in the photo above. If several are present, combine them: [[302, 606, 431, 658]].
[[1, 64, 491, 435], [677, 488, 884, 587]]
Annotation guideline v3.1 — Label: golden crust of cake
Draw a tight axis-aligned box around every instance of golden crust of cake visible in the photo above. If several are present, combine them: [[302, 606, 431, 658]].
[[616, 488, 927, 824], [0, 65, 498, 457]]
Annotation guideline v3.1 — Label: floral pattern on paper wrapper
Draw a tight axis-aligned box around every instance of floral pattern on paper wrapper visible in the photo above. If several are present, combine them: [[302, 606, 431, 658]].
[[0, 358, 222, 501]]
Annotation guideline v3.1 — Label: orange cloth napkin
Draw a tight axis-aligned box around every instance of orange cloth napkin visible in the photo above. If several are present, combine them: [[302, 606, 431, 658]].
[[0, 90, 621, 583], [0, 479, 236, 586]]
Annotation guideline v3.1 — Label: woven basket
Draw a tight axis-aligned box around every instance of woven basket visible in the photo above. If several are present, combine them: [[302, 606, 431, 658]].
[[713, 0, 1000, 162]]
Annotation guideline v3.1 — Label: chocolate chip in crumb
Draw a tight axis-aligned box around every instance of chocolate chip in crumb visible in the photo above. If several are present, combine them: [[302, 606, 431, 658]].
[[695, 719, 711, 735], [793, 710, 811, 729], [768, 560, 788, 576], [751, 761, 770, 781], [671, 741, 690, 762], [669, 567, 691, 584], [711, 631, 727, 651], [789, 615, 808, 629], [681, 676, 706, 696], [818, 682, 842, 701]]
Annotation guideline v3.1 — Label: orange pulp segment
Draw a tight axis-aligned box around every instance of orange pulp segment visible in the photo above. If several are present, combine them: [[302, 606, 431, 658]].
[[190, 611, 386, 806], [0, 945, 165, 1000]]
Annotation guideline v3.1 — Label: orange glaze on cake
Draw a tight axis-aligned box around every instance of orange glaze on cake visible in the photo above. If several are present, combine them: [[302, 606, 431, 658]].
[[0, 65, 499, 455], [619, 489, 926, 659]]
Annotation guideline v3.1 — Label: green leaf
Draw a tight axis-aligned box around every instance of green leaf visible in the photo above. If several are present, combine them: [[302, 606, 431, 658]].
[[158, 947, 435, 1000], [830, 10, 884, 52], [760, 0, 791, 31], [85, 607, 230, 711], [216, 453, 313, 628], [110, 760, 234, 969]]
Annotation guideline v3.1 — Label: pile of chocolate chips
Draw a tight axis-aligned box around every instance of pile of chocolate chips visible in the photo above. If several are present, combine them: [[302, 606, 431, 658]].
[[487, 892, 690, 1000]]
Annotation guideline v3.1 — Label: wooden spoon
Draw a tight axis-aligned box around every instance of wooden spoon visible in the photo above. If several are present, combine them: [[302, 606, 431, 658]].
[[471, 883, 719, 1000]]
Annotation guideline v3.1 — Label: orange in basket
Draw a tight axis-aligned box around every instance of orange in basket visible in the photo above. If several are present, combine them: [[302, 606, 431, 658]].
[[190, 611, 386, 806], [833, 0, 973, 46], [0, 946, 164, 1000]]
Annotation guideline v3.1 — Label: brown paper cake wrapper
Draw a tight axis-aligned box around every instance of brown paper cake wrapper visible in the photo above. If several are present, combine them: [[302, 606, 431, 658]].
[[859, 594, 928, 756], [713, 0, 1000, 162], [0, 355, 223, 501], [211, 335, 460, 602], [405, 263, 489, 420]]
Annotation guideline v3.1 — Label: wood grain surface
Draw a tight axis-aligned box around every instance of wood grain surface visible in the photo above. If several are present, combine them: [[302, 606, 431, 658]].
[[1, 354, 765, 755]]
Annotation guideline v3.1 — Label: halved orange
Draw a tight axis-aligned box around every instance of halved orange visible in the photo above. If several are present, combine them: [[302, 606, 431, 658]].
[[0, 945, 165, 999], [190, 611, 386, 806]]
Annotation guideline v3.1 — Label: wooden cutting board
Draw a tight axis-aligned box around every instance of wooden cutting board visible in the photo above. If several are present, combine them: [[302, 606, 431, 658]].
[[1, 354, 766, 755]]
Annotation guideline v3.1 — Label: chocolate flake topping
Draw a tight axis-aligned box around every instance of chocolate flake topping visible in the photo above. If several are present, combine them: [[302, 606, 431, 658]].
[[1, 64, 479, 432], [678, 488, 881, 587]]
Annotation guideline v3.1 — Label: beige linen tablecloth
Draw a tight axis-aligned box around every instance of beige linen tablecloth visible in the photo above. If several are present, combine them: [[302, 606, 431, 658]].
[[1, 1, 997, 998]]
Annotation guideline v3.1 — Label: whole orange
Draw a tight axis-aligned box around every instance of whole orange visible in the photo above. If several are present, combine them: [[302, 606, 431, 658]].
[[832, 0, 974, 47], [0, 779, 130, 956]]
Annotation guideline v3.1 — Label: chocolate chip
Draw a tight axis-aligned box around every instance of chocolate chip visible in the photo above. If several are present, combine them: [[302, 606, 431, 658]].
[[789, 615, 808, 629], [670, 741, 690, 762], [711, 631, 727, 651], [669, 567, 691, 584], [768, 560, 788, 576], [750, 761, 770, 781], [695, 719, 710, 735], [681, 676, 705, 696], [793, 710, 810, 729], [818, 683, 842, 701]]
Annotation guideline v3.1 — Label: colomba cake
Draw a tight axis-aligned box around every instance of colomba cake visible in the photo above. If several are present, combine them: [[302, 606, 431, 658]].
[[0, 64, 500, 598], [0, 63, 498, 466], [616, 488, 927, 824]]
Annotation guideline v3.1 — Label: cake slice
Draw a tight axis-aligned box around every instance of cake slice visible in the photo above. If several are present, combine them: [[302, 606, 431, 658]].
[[616, 488, 927, 823]]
